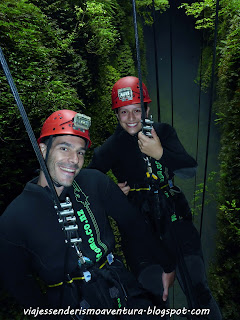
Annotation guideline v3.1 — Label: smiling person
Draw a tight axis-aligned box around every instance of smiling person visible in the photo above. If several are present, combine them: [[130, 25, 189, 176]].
[[38, 136, 86, 192], [0, 109, 175, 319], [88, 76, 222, 320]]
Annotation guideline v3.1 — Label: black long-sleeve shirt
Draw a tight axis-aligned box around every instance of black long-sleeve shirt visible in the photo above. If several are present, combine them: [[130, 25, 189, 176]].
[[88, 123, 197, 186], [0, 168, 174, 309]]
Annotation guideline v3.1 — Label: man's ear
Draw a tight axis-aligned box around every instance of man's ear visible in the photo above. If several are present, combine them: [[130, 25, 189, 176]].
[[39, 143, 47, 159]]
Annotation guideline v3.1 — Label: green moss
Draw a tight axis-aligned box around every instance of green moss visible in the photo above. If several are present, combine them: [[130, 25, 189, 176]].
[[180, 1, 240, 318]]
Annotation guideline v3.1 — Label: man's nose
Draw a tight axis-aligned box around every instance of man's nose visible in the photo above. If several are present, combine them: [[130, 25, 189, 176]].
[[69, 151, 79, 164]]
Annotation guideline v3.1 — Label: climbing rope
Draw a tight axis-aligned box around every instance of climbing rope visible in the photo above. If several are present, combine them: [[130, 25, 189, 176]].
[[199, 0, 220, 237], [193, 12, 205, 220], [151, 0, 161, 122], [131, 0, 146, 124], [169, 0, 174, 127], [0, 47, 62, 211]]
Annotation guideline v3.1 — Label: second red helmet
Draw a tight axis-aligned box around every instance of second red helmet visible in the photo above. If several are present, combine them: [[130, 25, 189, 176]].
[[111, 76, 152, 110]]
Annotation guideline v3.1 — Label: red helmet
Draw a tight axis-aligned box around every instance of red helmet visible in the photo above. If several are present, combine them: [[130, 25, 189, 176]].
[[38, 110, 91, 148], [111, 76, 152, 110]]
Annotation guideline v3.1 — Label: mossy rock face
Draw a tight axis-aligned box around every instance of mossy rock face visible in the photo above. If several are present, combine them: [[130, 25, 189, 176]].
[[179, 2, 240, 319]]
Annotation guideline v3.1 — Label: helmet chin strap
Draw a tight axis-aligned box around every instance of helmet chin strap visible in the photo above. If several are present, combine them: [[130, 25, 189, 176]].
[[52, 179, 63, 188]]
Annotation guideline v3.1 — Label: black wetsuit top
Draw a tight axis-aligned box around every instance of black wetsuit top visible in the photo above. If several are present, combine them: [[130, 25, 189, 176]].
[[88, 123, 197, 254], [88, 123, 197, 187], [0, 169, 173, 309]]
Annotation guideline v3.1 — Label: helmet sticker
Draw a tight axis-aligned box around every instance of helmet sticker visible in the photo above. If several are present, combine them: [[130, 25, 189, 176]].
[[73, 113, 91, 132], [118, 87, 133, 102]]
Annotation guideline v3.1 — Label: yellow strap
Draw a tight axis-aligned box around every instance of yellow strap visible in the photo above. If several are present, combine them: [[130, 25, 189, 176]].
[[48, 281, 64, 288], [67, 276, 85, 283], [130, 184, 168, 192], [160, 184, 169, 189], [129, 187, 150, 192], [146, 172, 158, 180], [99, 259, 107, 269], [48, 260, 108, 287]]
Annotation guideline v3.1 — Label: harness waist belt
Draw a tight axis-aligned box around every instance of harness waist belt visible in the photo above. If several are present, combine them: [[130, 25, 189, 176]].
[[129, 183, 169, 192], [48, 253, 113, 288]]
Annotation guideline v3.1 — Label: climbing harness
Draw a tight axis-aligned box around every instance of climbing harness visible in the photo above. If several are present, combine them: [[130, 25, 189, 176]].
[[48, 253, 114, 287]]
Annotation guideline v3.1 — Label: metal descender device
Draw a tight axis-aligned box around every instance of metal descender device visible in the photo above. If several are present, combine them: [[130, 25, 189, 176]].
[[142, 115, 154, 137], [55, 197, 86, 265], [142, 115, 154, 174]]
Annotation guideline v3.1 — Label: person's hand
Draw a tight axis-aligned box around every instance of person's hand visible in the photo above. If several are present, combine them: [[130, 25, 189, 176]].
[[118, 181, 130, 196], [162, 270, 175, 301], [138, 128, 163, 160]]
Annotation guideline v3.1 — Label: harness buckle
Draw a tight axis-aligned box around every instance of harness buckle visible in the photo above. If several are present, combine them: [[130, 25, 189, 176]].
[[83, 271, 91, 282], [107, 253, 114, 265]]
